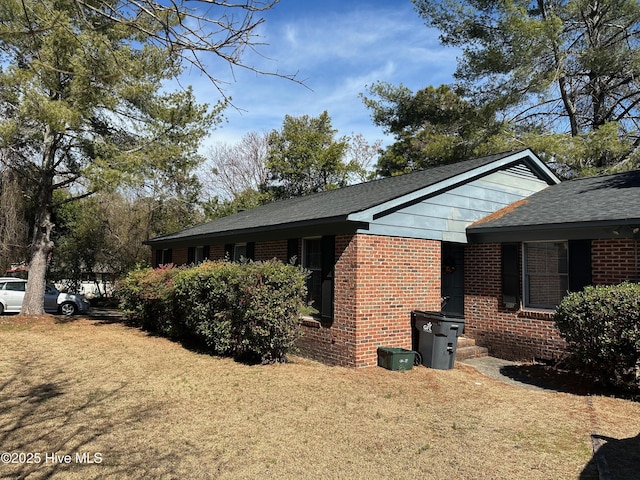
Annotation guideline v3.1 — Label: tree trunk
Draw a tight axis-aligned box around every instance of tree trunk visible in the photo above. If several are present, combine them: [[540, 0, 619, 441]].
[[22, 129, 56, 316], [21, 205, 54, 315]]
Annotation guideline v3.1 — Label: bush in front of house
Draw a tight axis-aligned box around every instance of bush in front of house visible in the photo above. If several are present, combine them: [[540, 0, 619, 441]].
[[117, 260, 308, 363], [555, 282, 640, 390], [117, 264, 185, 339], [172, 261, 240, 356], [232, 260, 308, 364]]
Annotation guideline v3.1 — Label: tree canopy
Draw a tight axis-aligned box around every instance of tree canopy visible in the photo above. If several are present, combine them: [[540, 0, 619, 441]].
[[0, 0, 287, 314], [263, 111, 356, 200], [411, 0, 640, 171], [362, 83, 506, 176]]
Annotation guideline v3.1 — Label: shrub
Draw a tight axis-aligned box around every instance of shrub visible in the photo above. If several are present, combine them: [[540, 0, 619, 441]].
[[555, 282, 640, 390], [173, 261, 238, 355], [117, 260, 308, 363], [116, 265, 185, 338], [232, 260, 307, 364]]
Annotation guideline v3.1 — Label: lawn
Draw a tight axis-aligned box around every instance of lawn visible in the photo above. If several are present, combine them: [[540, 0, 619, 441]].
[[1, 315, 638, 479]]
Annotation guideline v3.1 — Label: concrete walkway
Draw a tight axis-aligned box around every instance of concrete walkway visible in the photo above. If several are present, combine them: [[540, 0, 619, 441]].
[[459, 356, 549, 392]]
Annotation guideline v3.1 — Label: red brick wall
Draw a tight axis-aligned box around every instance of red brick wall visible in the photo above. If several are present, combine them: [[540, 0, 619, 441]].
[[351, 235, 441, 367], [592, 238, 639, 284], [298, 234, 441, 367], [465, 239, 640, 361], [151, 234, 441, 367], [208, 244, 225, 261], [464, 243, 567, 361], [254, 240, 288, 262], [172, 247, 188, 267], [297, 235, 357, 366]]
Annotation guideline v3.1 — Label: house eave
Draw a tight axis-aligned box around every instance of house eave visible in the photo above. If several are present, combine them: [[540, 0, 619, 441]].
[[467, 219, 640, 243], [144, 215, 365, 248]]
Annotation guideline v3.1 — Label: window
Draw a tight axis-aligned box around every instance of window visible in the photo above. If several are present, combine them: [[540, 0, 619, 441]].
[[224, 243, 255, 262], [188, 246, 209, 265], [303, 238, 322, 313], [302, 236, 335, 321], [156, 248, 172, 267], [234, 243, 247, 262], [501, 243, 520, 308], [4, 281, 25, 292], [524, 242, 568, 309]]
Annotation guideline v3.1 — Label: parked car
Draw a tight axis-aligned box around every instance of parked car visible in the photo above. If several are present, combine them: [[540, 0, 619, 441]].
[[0, 277, 90, 316]]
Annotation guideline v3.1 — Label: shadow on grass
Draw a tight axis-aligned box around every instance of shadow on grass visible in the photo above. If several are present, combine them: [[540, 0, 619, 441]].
[[580, 433, 640, 480], [499, 364, 639, 400], [0, 357, 176, 479]]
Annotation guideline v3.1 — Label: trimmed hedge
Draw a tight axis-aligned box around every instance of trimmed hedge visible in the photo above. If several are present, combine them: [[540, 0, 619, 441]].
[[116, 260, 308, 363], [555, 282, 640, 390]]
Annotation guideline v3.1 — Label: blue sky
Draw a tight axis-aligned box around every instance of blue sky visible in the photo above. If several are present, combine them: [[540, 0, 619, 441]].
[[187, 0, 459, 150]]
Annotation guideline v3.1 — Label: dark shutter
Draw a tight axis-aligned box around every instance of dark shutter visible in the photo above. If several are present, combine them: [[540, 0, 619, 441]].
[[501, 243, 519, 307], [203, 245, 210, 260], [320, 235, 335, 321], [246, 242, 255, 261], [224, 244, 233, 260], [287, 238, 299, 265], [155, 249, 162, 268], [165, 249, 173, 264], [187, 247, 195, 264], [569, 239, 592, 292]]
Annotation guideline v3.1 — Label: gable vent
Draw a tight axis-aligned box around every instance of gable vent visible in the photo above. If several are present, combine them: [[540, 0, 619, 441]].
[[505, 162, 537, 179]]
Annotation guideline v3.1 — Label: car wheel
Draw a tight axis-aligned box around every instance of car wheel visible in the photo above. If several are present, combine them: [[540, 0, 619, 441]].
[[0, 303, 3, 315], [60, 302, 77, 316]]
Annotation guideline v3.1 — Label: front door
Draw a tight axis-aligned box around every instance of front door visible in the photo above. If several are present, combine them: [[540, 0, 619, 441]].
[[441, 242, 465, 316]]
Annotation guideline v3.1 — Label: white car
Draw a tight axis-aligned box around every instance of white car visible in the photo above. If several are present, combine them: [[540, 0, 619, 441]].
[[0, 277, 90, 316]]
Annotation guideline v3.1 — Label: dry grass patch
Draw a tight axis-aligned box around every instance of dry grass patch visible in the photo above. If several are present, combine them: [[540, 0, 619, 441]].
[[0, 315, 638, 479]]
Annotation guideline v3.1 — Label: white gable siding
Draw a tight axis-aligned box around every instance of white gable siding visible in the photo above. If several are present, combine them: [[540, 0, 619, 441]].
[[358, 165, 550, 243]]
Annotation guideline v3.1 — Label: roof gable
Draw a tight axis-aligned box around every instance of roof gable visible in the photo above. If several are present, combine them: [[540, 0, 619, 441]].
[[467, 169, 640, 242], [147, 149, 559, 246]]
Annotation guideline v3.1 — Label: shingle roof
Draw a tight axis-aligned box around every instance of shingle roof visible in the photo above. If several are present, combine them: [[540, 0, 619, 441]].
[[468, 169, 640, 233], [147, 149, 545, 245]]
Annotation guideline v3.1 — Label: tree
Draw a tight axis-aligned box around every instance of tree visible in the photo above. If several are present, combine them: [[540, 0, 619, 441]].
[[264, 111, 355, 199], [412, 0, 640, 170], [0, 168, 29, 273], [345, 133, 382, 183], [362, 83, 506, 176], [201, 131, 271, 218], [0, 0, 292, 315]]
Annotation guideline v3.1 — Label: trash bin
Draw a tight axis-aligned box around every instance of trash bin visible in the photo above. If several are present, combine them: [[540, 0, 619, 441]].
[[412, 310, 465, 370], [377, 347, 415, 371]]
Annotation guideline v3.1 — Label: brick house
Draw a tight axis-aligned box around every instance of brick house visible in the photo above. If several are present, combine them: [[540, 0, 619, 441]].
[[146, 149, 640, 366], [465, 169, 640, 361]]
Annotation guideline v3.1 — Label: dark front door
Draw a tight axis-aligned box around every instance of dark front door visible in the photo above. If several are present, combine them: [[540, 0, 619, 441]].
[[441, 242, 465, 316]]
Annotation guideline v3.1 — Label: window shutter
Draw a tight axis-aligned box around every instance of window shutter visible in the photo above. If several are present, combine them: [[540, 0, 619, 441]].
[[287, 238, 299, 265], [569, 239, 592, 292], [246, 242, 255, 261], [187, 247, 195, 264], [155, 249, 162, 268], [501, 243, 519, 307], [224, 244, 233, 260], [320, 235, 335, 321], [203, 246, 210, 260], [165, 249, 173, 264]]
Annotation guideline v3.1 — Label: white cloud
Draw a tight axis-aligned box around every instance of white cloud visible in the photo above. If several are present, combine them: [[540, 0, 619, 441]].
[[188, 1, 460, 152]]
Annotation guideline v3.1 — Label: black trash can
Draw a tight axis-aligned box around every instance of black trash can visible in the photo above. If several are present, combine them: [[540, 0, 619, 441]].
[[412, 310, 465, 370]]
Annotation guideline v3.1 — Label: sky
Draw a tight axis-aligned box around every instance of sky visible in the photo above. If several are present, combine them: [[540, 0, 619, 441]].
[[184, 0, 459, 151]]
